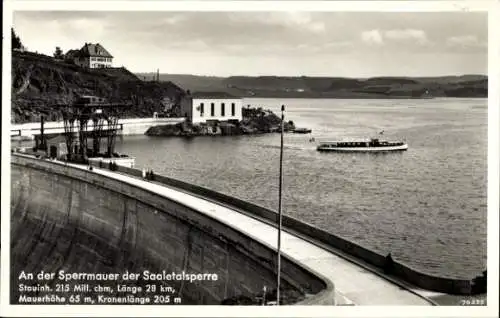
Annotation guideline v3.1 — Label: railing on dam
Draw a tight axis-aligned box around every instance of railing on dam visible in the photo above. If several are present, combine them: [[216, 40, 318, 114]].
[[10, 124, 125, 137], [10, 117, 186, 137], [96, 161, 486, 296]]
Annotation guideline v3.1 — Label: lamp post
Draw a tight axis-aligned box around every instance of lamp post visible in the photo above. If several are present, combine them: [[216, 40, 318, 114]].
[[276, 104, 285, 305]]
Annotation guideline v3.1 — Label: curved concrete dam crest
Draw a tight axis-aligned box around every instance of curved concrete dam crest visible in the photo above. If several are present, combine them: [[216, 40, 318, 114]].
[[10, 155, 331, 305]]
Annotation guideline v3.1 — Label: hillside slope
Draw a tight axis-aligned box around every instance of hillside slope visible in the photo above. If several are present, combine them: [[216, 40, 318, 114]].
[[138, 73, 488, 99], [12, 51, 186, 123]]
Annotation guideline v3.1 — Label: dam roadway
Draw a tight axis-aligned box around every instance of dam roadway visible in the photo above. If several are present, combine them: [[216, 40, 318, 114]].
[[10, 154, 438, 306]]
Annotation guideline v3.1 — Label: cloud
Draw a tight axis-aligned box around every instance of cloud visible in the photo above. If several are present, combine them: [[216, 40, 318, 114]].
[[361, 29, 429, 46], [446, 35, 486, 48], [324, 41, 352, 48], [230, 12, 326, 34], [168, 39, 209, 51], [361, 30, 384, 45], [67, 18, 107, 38], [384, 29, 429, 44], [307, 22, 326, 33], [285, 12, 326, 33], [163, 14, 186, 25]]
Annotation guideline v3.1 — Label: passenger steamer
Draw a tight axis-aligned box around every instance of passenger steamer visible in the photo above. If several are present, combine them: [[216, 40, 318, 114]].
[[317, 137, 408, 152]]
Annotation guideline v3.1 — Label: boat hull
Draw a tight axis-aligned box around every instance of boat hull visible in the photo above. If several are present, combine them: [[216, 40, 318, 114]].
[[293, 129, 312, 134], [317, 144, 408, 152]]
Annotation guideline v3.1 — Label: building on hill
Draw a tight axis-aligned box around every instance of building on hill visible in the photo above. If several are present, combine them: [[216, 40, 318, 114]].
[[66, 43, 113, 69], [179, 92, 243, 124], [64, 49, 80, 62]]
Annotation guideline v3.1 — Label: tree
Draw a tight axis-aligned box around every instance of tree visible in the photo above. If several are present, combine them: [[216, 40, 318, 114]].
[[54, 46, 64, 59], [11, 28, 23, 50]]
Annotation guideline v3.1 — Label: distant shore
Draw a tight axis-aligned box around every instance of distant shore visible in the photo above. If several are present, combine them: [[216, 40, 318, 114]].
[[137, 73, 488, 99]]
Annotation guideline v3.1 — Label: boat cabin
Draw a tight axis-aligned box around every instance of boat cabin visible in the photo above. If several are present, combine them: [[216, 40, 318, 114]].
[[318, 138, 405, 149]]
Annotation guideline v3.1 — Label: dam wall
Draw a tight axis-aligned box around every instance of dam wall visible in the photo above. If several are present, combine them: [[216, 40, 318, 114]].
[[10, 155, 327, 305], [10, 117, 185, 138], [104, 163, 484, 296]]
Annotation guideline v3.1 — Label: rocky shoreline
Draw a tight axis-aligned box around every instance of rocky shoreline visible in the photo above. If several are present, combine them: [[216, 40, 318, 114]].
[[145, 107, 296, 137]]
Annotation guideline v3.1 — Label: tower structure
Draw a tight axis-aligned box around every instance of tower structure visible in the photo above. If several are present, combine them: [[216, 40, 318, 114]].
[[58, 95, 131, 162]]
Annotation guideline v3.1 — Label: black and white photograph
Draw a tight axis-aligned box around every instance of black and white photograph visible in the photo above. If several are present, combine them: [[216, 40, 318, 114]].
[[1, 1, 498, 317]]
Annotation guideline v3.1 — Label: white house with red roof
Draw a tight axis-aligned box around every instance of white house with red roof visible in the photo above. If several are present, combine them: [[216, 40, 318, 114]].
[[66, 43, 113, 69]]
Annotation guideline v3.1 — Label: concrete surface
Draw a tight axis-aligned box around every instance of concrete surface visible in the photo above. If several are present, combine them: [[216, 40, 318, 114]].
[[10, 155, 328, 305]]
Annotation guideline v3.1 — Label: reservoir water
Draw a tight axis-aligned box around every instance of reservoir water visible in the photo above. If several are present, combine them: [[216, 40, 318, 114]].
[[102, 98, 488, 279]]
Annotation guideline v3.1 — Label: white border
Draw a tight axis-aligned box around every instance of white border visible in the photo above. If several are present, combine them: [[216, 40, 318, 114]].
[[0, 0, 498, 12], [487, 0, 500, 314], [2, 1, 499, 317]]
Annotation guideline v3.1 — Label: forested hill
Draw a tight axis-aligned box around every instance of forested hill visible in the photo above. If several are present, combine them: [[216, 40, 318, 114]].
[[137, 73, 487, 99]]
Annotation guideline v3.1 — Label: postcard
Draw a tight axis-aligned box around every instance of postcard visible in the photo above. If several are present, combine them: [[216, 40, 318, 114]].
[[1, 1, 498, 317]]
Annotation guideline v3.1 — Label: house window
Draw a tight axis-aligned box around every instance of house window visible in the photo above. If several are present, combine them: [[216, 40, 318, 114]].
[[231, 103, 235, 116], [211, 103, 215, 116], [200, 103, 204, 116], [221, 103, 225, 117]]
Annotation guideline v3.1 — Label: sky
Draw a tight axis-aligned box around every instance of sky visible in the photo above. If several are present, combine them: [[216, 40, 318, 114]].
[[13, 11, 488, 77]]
